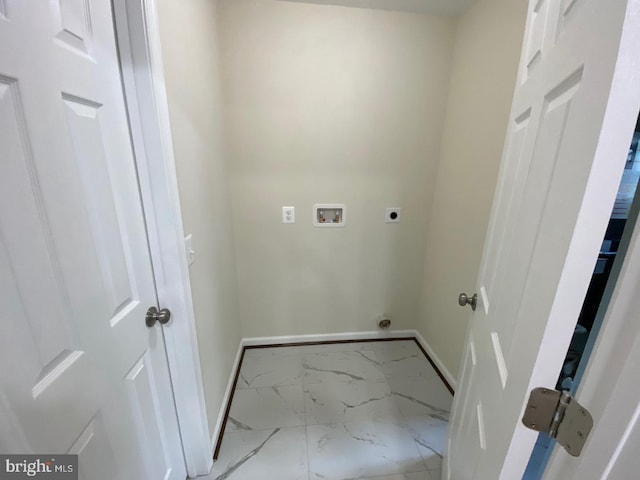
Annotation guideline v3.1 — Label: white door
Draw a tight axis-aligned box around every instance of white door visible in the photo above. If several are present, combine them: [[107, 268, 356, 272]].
[[446, 0, 640, 478], [0, 2, 187, 479], [543, 162, 640, 478]]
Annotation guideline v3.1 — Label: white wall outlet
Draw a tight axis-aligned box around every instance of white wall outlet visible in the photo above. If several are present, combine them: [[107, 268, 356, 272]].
[[385, 208, 402, 223], [184, 234, 195, 266], [282, 206, 295, 223]]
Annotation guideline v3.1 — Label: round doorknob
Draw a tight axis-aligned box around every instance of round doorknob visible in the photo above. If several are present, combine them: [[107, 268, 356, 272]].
[[458, 293, 478, 311], [145, 306, 171, 327]]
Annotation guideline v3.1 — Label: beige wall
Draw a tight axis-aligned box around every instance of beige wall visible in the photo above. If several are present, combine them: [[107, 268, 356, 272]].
[[154, 0, 526, 427], [218, 0, 456, 337], [417, 0, 527, 380], [156, 0, 241, 436]]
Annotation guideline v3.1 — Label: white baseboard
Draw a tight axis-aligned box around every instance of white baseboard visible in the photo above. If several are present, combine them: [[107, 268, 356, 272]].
[[241, 329, 417, 347], [413, 329, 457, 390], [210, 341, 244, 455]]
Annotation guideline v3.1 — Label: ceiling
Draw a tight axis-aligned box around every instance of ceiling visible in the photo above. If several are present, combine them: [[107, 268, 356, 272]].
[[279, 0, 477, 16]]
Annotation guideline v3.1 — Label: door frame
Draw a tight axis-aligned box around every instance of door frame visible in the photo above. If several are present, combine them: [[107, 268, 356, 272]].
[[112, 0, 213, 477]]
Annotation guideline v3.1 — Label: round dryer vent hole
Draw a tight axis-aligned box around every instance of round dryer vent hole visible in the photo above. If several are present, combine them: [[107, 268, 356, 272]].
[[378, 314, 391, 329]]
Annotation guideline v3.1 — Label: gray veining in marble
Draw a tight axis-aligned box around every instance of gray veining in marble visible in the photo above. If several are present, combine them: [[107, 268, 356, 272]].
[[227, 385, 305, 431], [303, 350, 386, 384], [209, 427, 308, 480], [307, 420, 426, 480], [205, 340, 453, 480], [236, 354, 303, 389], [305, 379, 402, 425], [354, 473, 439, 480], [387, 375, 452, 419], [406, 414, 448, 479]]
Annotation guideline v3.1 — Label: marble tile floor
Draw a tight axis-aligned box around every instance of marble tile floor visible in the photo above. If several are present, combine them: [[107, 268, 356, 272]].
[[205, 340, 453, 480]]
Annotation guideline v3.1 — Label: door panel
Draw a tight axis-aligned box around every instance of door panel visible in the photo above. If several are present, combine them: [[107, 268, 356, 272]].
[[483, 107, 531, 306], [523, 0, 550, 76], [61, 94, 137, 324], [446, 0, 640, 478], [68, 413, 119, 480], [449, 335, 481, 480], [125, 352, 173, 480], [0, 76, 79, 369], [0, 1, 186, 479], [546, 199, 640, 477]]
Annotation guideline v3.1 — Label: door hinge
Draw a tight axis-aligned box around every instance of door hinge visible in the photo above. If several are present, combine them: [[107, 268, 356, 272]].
[[522, 387, 593, 457]]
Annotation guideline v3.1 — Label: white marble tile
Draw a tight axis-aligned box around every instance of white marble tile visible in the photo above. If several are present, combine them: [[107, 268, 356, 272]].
[[366, 343, 438, 379], [296, 340, 417, 353], [355, 473, 436, 480], [207, 427, 308, 480], [243, 340, 412, 359], [366, 340, 420, 353], [346, 340, 416, 351], [307, 420, 426, 480], [304, 379, 403, 425], [228, 385, 305, 432], [303, 350, 386, 385], [289, 342, 374, 354], [388, 376, 452, 419], [243, 346, 303, 359], [214, 341, 453, 480], [405, 415, 448, 470], [236, 354, 303, 389], [419, 452, 442, 480]]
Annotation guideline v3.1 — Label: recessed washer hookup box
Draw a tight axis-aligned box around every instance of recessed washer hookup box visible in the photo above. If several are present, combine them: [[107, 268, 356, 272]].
[[1, 455, 78, 480]]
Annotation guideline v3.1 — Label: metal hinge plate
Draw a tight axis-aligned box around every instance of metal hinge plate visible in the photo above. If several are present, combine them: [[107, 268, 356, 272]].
[[522, 387, 593, 457]]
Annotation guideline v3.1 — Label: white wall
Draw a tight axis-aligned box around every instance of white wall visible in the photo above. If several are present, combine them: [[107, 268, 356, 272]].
[[156, 0, 241, 436], [417, 0, 527, 380], [217, 0, 456, 337]]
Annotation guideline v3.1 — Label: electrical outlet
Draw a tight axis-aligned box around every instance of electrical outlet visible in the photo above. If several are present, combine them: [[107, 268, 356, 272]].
[[282, 206, 295, 223], [385, 208, 402, 223]]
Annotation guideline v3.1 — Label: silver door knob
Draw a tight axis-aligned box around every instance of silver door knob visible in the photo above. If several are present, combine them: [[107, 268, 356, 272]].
[[145, 306, 171, 327], [458, 293, 478, 311]]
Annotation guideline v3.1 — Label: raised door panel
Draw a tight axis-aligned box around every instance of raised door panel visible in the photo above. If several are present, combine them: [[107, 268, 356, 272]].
[[61, 94, 137, 326], [523, 0, 550, 77], [51, 0, 93, 57], [68, 414, 119, 480], [0, 2, 185, 478], [0, 75, 101, 452], [125, 353, 173, 480]]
